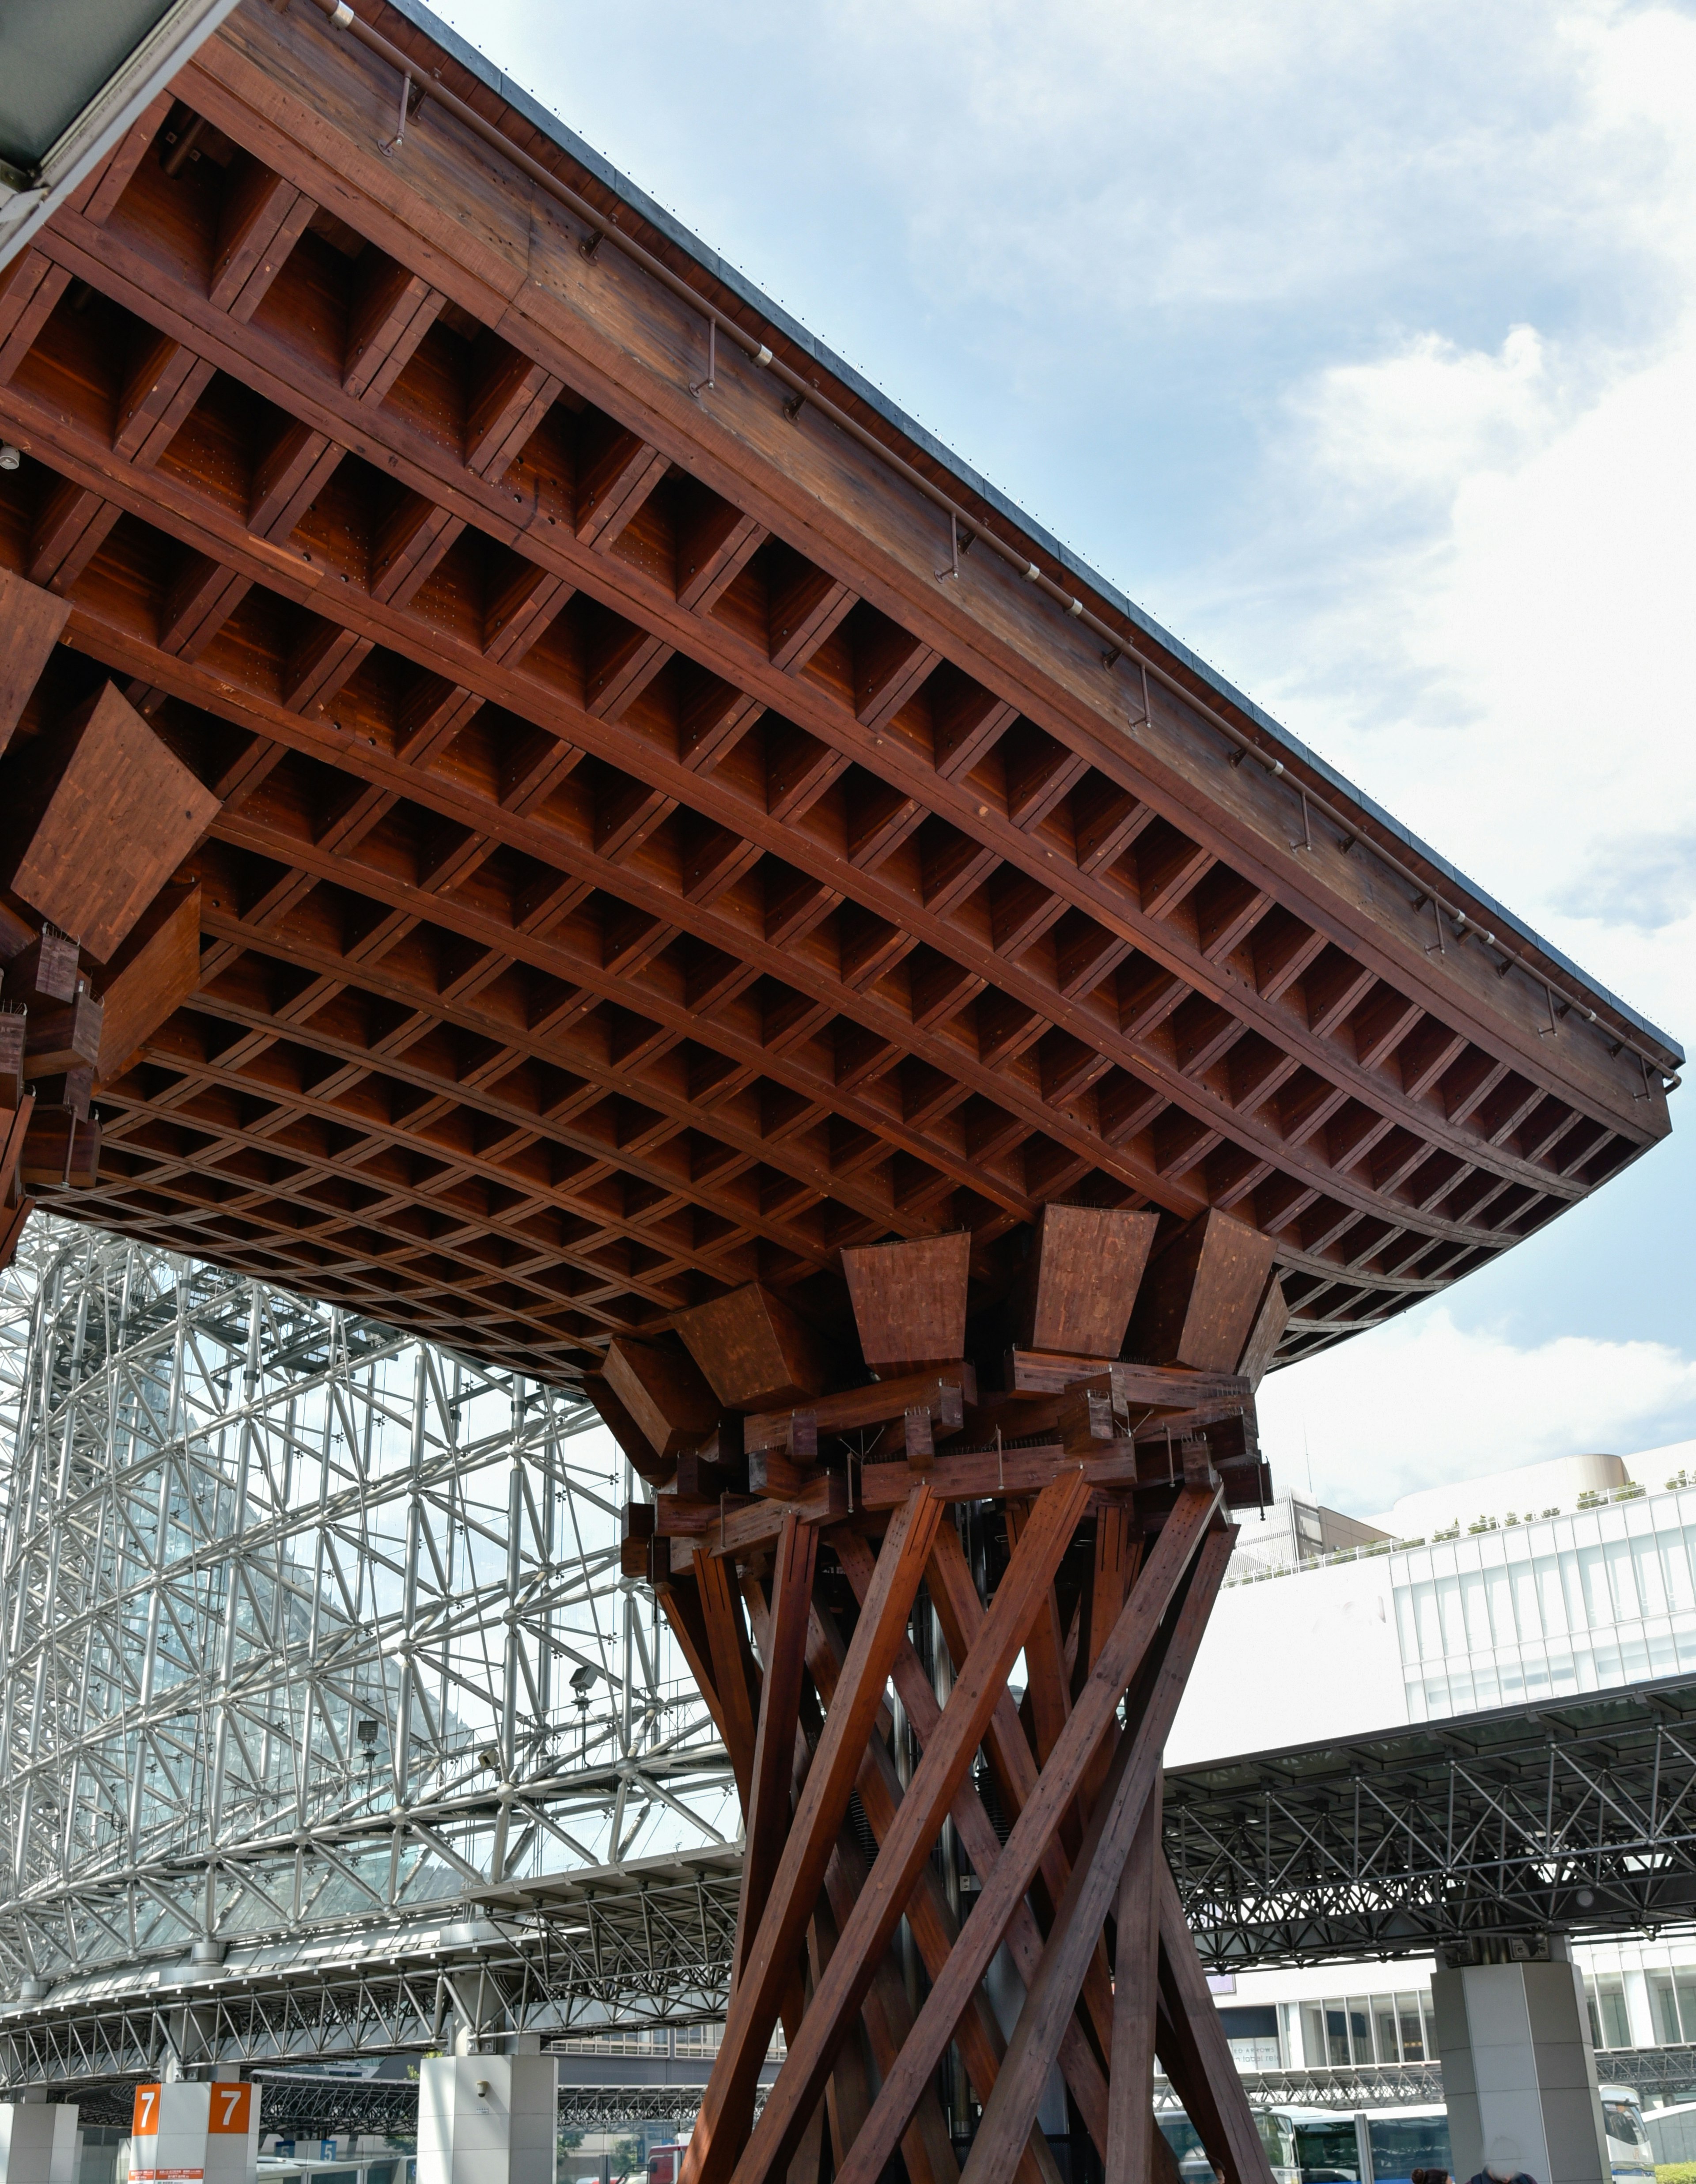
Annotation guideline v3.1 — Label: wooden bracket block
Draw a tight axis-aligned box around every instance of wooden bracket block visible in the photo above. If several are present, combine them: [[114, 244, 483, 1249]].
[[87, 882, 201, 1085], [621, 1500, 656, 1577], [20, 1103, 75, 1188], [747, 1450, 819, 1499], [841, 1231, 970, 1374], [0, 568, 71, 756], [0, 1197, 31, 1272], [581, 1372, 675, 1487], [0, 683, 218, 960], [674, 1443, 748, 1499], [676, 1282, 831, 1410], [743, 1368, 973, 1456], [0, 1097, 33, 1203], [1124, 1209, 1277, 1373], [0, 1012, 24, 1109], [6, 927, 79, 1004], [1015, 1204, 1158, 1359], [23, 991, 103, 1075], [67, 1112, 99, 1189], [1235, 1272, 1290, 1387], [27, 1068, 91, 1120], [603, 1335, 721, 1459]]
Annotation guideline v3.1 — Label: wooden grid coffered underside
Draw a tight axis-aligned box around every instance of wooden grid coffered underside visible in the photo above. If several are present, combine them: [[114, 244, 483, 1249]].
[[0, 0, 1673, 1385]]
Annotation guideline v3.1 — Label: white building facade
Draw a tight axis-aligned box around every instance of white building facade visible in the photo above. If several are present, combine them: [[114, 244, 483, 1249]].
[[1173, 1448, 1696, 2101]]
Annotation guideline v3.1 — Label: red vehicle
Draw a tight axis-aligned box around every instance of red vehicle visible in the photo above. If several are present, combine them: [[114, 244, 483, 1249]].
[[646, 2146, 689, 2184]]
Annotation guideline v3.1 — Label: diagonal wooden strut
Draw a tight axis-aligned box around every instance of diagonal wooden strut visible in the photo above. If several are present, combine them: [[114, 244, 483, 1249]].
[[958, 1526, 1234, 2184], [1154, 1862, 1277, 2184], [681, 1485, 944, 2184], [741, 1471, 1093, 2184], [784, 1481, 1222, 2184], [802, 1597, 1063, 2184], [1107, 1783, 1161, 2184], [834, 1529, 1113, 2154], [733, 1512, 817, 1983]]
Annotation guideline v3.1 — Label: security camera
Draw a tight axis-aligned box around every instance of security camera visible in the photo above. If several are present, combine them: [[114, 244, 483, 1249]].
[[0, 447, 19, 471]]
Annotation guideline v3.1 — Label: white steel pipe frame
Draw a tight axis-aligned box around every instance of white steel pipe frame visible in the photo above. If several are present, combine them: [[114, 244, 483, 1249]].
[[0, 1215, 734, 2014]]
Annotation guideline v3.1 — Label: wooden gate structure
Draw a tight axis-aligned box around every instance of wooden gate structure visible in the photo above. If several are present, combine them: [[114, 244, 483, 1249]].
[[0, 2, 1680, 2178]]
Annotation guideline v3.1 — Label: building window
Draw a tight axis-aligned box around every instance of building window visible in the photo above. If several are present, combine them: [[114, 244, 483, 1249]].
[[1589, 1977, 1631, 2048], [1298, 1989, 1436, 2067], [1650, 1972, 1696, 2044], [1216, 2006, 1280, 2070]]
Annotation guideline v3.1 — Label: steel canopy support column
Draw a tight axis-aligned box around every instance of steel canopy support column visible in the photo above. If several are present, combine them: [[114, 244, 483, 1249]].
[[1431, 1942, 1610, 2184]]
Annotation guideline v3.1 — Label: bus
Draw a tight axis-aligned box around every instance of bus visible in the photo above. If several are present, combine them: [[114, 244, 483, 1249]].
[[1599, 2082, 1657, 2184], [1156, 2106, 1300, 2182], [1250, 2081, 1652, 2184], [1280, 2104, 1451, 2183]]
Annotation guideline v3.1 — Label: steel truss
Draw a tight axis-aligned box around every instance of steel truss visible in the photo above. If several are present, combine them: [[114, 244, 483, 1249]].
[[0, 1217, 735, 2040], [1167, 1672, 1696, 1965]]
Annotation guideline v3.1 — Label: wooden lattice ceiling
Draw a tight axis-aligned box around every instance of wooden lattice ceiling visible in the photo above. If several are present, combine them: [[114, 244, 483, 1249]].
[[0, 0, 1677, 1389]]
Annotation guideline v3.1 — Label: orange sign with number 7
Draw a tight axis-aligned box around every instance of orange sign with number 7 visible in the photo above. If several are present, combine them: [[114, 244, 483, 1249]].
[[130, 2086, 251, 2137], [208, 2088, 251, 2135]]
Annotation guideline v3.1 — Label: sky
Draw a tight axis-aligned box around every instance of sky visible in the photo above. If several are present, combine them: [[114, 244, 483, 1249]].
[[428, 0, 1696, 1514]]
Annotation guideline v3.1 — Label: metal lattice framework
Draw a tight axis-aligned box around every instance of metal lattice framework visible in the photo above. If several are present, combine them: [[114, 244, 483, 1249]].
[[0, 1213, 734, 2021], [1166, 1673, 1696, 1967]]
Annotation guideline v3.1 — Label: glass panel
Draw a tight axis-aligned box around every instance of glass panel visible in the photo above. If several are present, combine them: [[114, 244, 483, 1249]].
[[1605, 1535, 1639, 1620], [1374, 2000, 1401, 2063], [1324, 2002, 1351, 2068], [1636, 1533, 1669, 1616], [1396, 1991, 1426, 2062], [1292, 2119, 1360, 2180], [1598, 1980, 1632, 2049], [1650, 1976, 1681, 2045], [1674, 1975, 1696, 2043], [1461, 1568, 1491, 1651], [1602, 2099, 1651, 2150], [1579, 1541, 1612, 1629], [1345, 1995, 1373, 2064], [1369, 2114, 1454, 2169], [1488, 1564, 1515, 1646], [1301, 2002, 1327, 2069]]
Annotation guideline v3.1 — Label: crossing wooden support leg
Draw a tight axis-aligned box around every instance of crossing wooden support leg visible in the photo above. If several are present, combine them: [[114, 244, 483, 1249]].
[[956, 1529, 1232, 2184], [835, 1532, 1113, 2156], [823, 1486, 1221, 2184], [1106, 1783, 1161, 2184], [1155, 1863, 1277, 2184], [656, 1222, 1274, 2184], [681, 1486, 944, 2184], [733, 1513, 817, 1980]]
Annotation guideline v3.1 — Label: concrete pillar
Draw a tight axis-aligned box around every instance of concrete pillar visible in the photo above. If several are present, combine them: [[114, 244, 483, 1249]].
[[1431, 1944, 1609, 2184], [125, 2082, 257, 2184], [416, 2055, 558, 2184], [0, 2105, 79, 2184]]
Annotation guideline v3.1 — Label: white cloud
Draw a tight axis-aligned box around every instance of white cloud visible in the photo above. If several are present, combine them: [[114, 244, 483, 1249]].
[[1257, 1309, 1696, 1514], [1238, 314, 1696, 1017], [1184, 8, 1696, 1042]]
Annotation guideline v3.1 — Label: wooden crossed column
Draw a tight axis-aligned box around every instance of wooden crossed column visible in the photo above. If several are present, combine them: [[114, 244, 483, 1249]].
[[613, 1208, 1287, 2184]]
